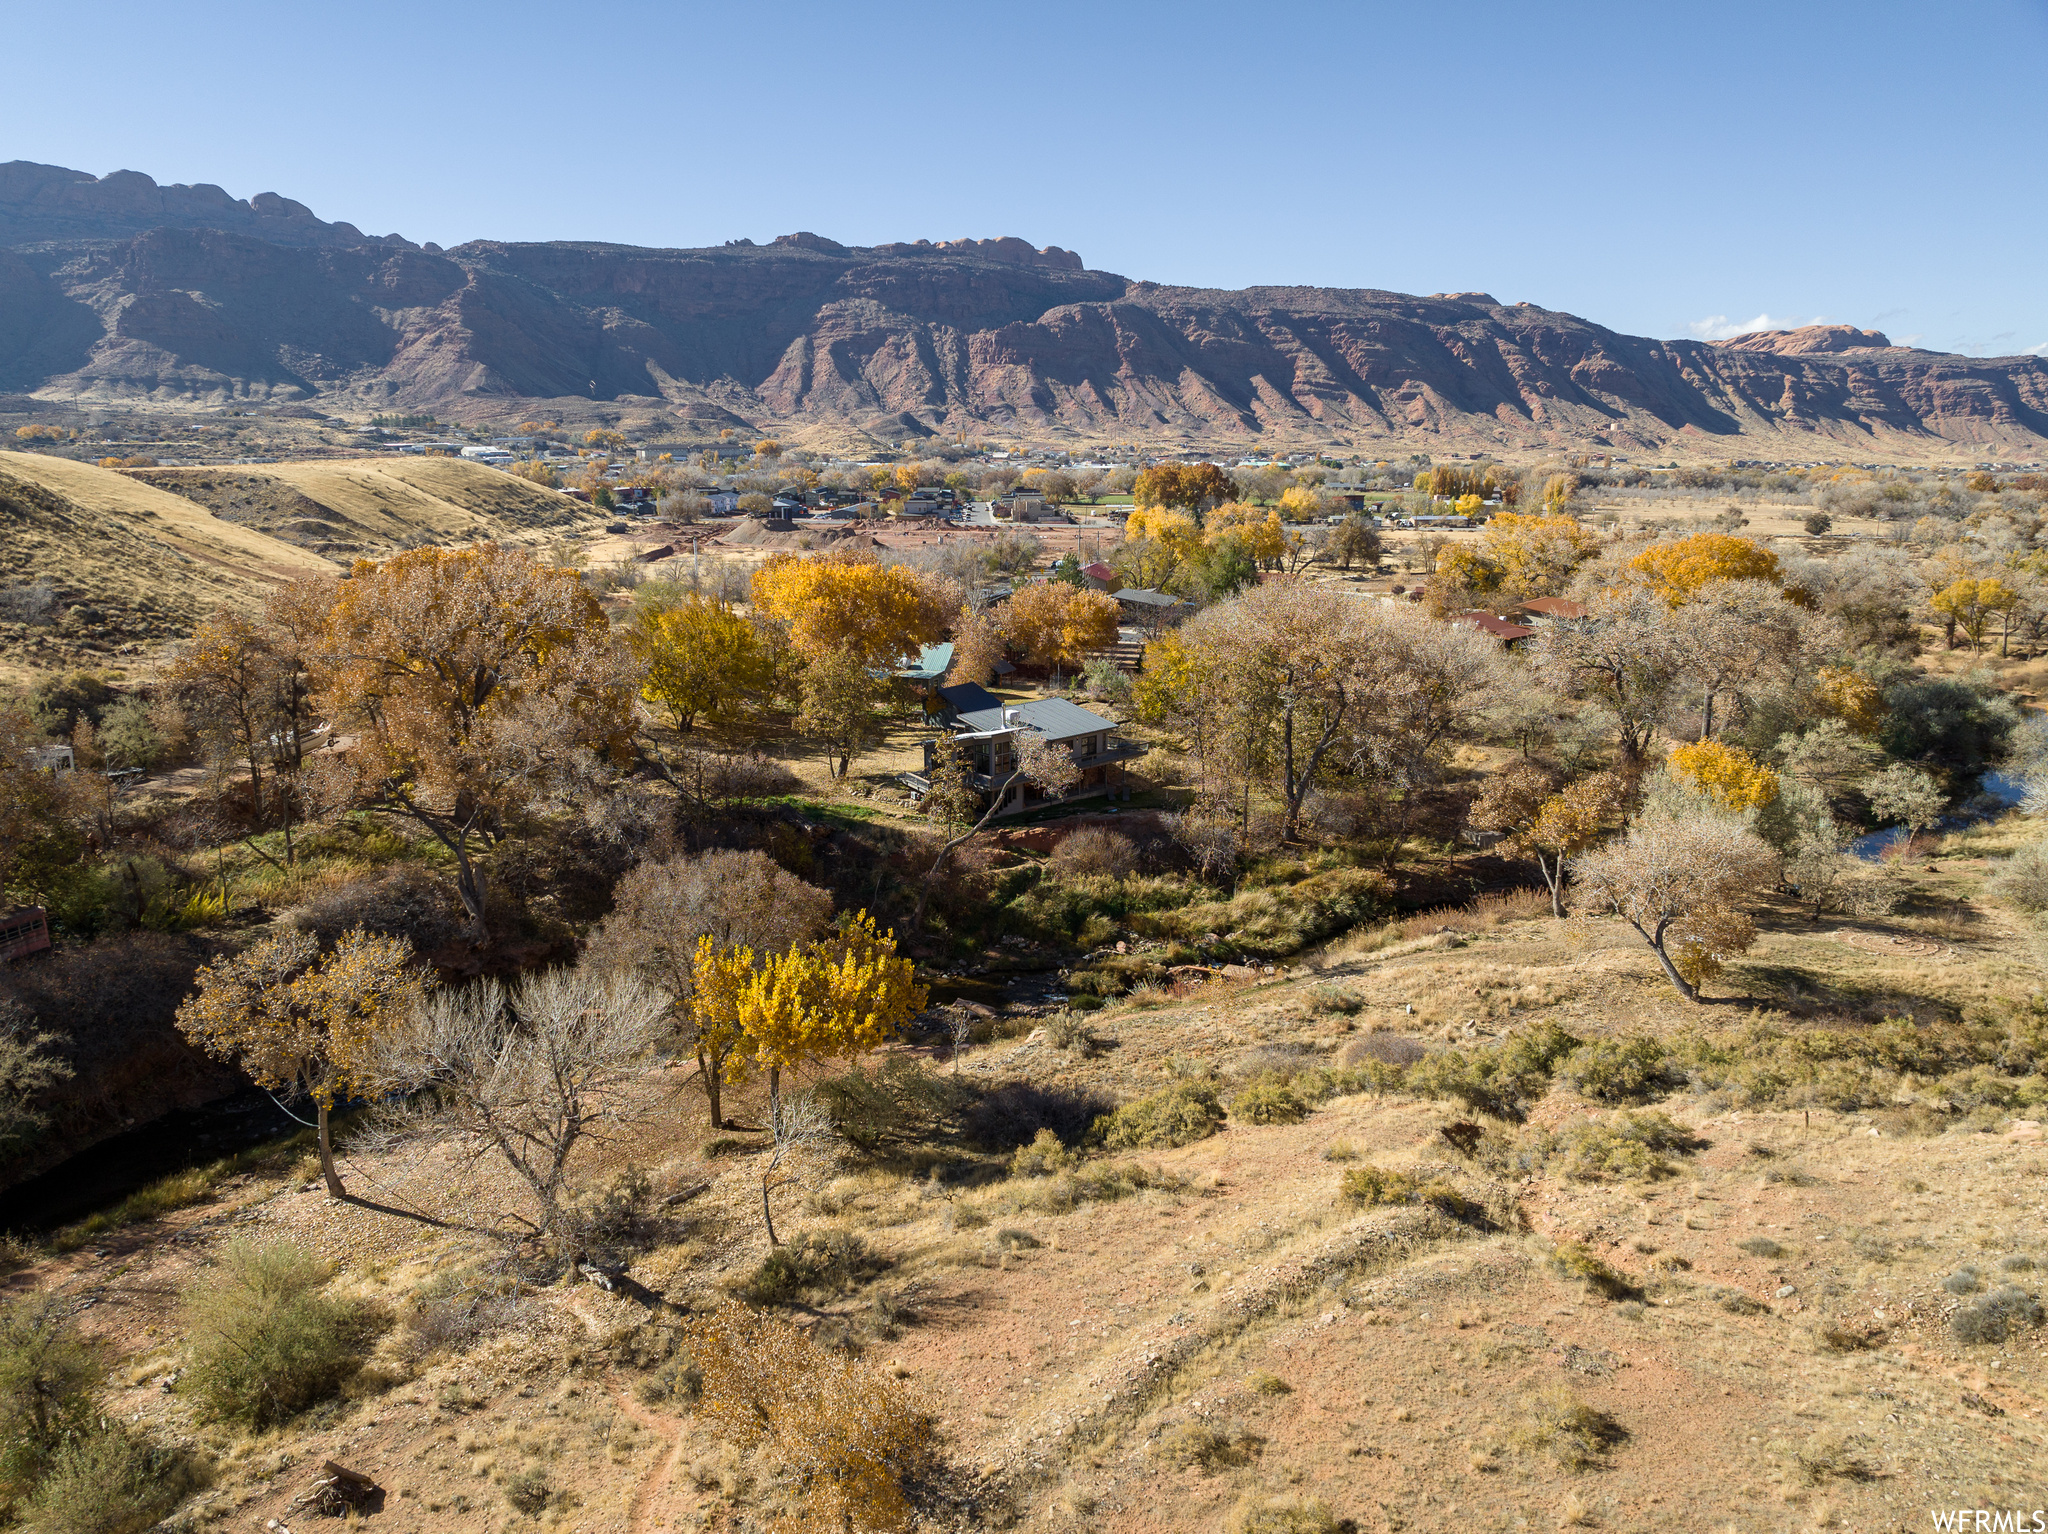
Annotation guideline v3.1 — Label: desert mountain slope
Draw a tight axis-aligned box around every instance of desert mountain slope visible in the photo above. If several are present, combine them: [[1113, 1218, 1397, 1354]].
[[0, 452, 333, 676], [3, 162, 2045, 453], [0, 160, 416, 251], [124, 455, 593, 560], [0, 453, 596, 676]]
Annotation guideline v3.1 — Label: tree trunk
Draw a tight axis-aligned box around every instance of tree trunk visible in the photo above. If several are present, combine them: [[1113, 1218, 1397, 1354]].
[[451, 842, 489, 944], [699, 1048, 724, 1130], [317, 1102, 346, 1197], [1539, 854, 1564, 919], [1643, 931, 1699, 1001], [769, 1066, 782, 1138], [762, 1175, 780, 1247]]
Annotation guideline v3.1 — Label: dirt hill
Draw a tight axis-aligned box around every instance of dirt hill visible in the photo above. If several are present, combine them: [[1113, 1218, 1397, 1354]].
[[0, 453, 594, 678], [3, 162, 2045, 453], [0, 451, 332, 680], [123, 455, 593, 560]]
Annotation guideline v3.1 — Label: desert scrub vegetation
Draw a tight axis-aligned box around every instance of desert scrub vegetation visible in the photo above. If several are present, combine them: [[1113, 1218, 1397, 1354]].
[[1549, 1242, 1643, 1301], [1227, 1493, 1339, 1534], [686, 1304, 934, 1533], [181, 1239, 377, 1427], [0, 1294, 199, 1531], [1098, 1081, 1226, 1148], [1226, 1072, 1308, 1125], [1950, 1284, 2045, 1344], [1512, 1385, 1627, 1470], [733, 1231, 892, 1305]]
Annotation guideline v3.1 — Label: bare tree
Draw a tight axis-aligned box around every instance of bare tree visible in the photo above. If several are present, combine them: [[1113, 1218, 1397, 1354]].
[[1535, 588, 1685, 770], [756, 1091, 838, 1246], [371, 966, 666, 1264]]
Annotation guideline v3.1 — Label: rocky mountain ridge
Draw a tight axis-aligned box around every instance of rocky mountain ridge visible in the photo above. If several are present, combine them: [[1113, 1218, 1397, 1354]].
[[2, 162, 2043, 454]]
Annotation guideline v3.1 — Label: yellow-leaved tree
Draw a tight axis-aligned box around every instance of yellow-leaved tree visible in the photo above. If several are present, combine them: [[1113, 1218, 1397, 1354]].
[[1930, 576, 2018, 654], [1000, 582, 1121, 670], [178, 929, 426, 1197], [691, 912, 926, 1140], [1626, 534, 1780, 605], [750, 555, 951, 669], [313, 544, 636, 942], [629, 595, 770, 732], [1206, 503, 1288, 566], [1477, 511, 1602, 596], [1813, 666, 1886, 735], [1668, 739, 1780, 811]]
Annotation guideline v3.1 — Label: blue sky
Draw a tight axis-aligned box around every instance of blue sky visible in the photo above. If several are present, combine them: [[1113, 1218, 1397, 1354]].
[[4, 0, 2043, 354]]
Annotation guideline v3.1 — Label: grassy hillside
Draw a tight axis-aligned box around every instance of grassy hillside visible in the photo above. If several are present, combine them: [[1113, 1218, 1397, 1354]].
[[0, 452, 333, 683], [124, 455, 591, 561]]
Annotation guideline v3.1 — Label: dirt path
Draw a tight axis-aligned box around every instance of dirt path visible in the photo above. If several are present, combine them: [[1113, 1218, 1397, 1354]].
[[611, 1374, 690, 1534]]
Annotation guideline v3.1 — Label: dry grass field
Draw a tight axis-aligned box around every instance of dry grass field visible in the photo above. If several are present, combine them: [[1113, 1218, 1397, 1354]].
[[17, 821, 2048, 1533]]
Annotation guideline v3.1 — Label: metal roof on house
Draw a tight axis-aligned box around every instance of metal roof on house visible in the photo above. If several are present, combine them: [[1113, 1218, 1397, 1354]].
[[896, 642, 954, 683], [936, 682, 1003, 715], [1457, 613, 1536, 642], [954, 696, 1118, 740], [1113, 587, 1182, 608]]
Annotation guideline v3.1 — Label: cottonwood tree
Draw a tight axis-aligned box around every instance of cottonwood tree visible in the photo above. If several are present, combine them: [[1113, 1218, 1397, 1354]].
[[795, 650, 889, 779], [584, 851, 833, 1128], [1536, 588, 1685, 770], [1670, 578, 1817, 740], [312, 545, 636, 942], [911, 729, 1080, 930], [372, 965, 666, 1264], [1469, 765, 1623, 917], [1000, 583, 1120, 671], [629, 595, 771, 732], [750, 555, 951, 669], [690, 912, 925, 1133], [178, 928, 425, 1196], [1570, 816, 1779, 1001]]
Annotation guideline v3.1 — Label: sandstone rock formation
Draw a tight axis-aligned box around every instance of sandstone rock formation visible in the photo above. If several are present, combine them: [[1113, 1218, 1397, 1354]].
[[2, 163, 2043, 453]]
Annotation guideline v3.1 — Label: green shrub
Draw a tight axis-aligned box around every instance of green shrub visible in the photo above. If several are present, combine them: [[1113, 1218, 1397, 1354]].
[[1247, 1370, 1291, 1395], [1098, 1083, 1225, 1149], [1407, 1020, 1582, 1119], [1558, 1036, 1675, 1103], [1306, 987, 1364, 1017], [1228, 1074, 1307, 1126], [1952, 1286, 2045, 1345], [1991, 841, 2048, 913], [504, 1465, 559, 1515], [815, 1059, 982, 1154], [1134, 867, 1393, 958], [1736, 1236, 1786, 1259], [1339, 1165, 1416, 1206], [1558, 1111, 1699, 1182], [182, 1240, 367, 1428], [17, 1427, 200, 1534], [1009, 1128, 1075, 1177], [1550, 1242, 1640, 1300], [733, 1231, 891, 1305], [0, 1296, 100, 1500]]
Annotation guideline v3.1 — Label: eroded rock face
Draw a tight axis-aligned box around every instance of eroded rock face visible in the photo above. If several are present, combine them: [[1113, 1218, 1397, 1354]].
[[1717, 325, 1898, 356], [3, 162, 2044, 449]]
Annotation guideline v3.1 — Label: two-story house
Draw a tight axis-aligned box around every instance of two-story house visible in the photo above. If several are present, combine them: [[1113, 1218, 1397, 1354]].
[[903, 684, 1142, 815]]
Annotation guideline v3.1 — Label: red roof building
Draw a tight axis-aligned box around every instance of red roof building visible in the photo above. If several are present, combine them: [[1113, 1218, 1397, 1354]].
[[1455, 612, 1536, 647]]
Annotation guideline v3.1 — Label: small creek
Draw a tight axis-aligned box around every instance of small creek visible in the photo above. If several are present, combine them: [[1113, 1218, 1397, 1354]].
[[1848, 769, 2027, 861], [0, 1088, 300, 1234]]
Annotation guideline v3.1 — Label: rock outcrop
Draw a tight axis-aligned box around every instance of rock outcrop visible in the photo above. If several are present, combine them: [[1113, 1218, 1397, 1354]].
[[2, 162, 2043, 452]]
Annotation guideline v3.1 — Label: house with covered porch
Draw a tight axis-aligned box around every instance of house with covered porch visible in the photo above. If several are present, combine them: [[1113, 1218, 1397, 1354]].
[[902, 684, 1143, 815]]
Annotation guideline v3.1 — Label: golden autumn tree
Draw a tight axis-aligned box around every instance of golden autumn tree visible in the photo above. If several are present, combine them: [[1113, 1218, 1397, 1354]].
[[1000, 582, 1121, 670], [312, 545, 636, 943], [584, 428, 627, 450], [629, 596, 770, 732], [1133, 462, 1234, 518], [1478, 511, 1603, 596], [1668, 739, 1780, 811], [1626, 534, 1780, 605], [1813, 665, 1886, 735], [1469, 765, 1624, 918], [1114, 505, 1206, 591], [750, 556, 952, 669], [1930, 576, 2018, 654], [178, 929, 426, 1196], [1207, 503, 1288, 566], [691, 913, 926, 1137]]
